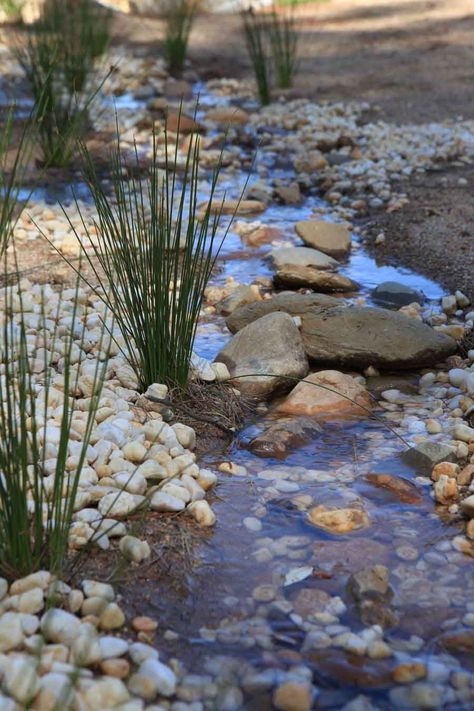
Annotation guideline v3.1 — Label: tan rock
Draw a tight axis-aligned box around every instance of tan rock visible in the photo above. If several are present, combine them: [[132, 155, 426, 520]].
[[99, 603, 125, 631], [392, 662, 427, 684], [431, 461, 460, 481], [458, 464, 474, 486], [100, 658, 130, 678], [166, 110, 202, 135], [434, 474, 459, 504], [274, 265, 358, 293], [199, 198, 266, 217], [241, 225, 283, 247], [132, 616, 158, 633], [295, 220, 351, 257], [308, 505, 370, 534], [273, 680, 312, 711], [205, 107, 250, 125], [278, 371, 371, 418]]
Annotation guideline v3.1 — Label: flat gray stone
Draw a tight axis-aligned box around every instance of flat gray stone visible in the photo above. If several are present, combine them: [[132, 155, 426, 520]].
[[226, 293, 340, 334], [372, 281, 425, 308], [269, 246, 338, 271], [400, 441, 457, 475], [301, 305, 457, 370]]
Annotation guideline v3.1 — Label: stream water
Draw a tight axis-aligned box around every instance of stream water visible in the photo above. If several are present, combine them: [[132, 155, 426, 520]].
[[8, 75, 474, 708], [114, 89, 474, 708]]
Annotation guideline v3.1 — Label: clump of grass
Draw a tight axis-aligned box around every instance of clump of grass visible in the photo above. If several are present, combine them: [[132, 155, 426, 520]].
[[17, 35, 100, 168], [39, 0, 112, 92], [58, 116, 240, 391], [16, 0, 110, 167], [162, 0, 198, 75], [0, 106, 35, 254], [0, 266, 108, 580], [269, 1, 299, 89], [242, 8, 272, 106]]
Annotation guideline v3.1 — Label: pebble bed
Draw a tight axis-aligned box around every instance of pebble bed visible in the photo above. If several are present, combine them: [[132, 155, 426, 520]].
[[1, 43, 474, 710]]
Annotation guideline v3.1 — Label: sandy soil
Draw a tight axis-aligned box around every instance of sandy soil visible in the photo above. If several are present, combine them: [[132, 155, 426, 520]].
[[116, 0, 474, 299]]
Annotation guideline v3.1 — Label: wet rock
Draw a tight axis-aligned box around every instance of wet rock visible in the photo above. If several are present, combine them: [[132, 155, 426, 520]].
[[201, 198, 266, 216], [239, 224, 283, 247], [215, 312, 309, 398], [348, 565, 391, 599], [460, 495, 474, 518], [269, 246, 339, 272], [401, 441, 457, 474], [364, 473, 423, 504], [431, 462, 460, 481], [439, 629, 474, 654], [392, 662, 427, 684], [274, 265, 358, 293], [187, 500, 216, 526], [295, 220, 351, 257], [307, 649, 393, 690], [434, 475, 459, 504], [389, 683, 443, 710], [301, 305, 456, 370], [372, 281, 424, 308], [273, 680, 313, 711], [292, 588, 331, 617], [308, 505, 370, 534], [274, 182, 302, 205], [205, 106, 250, 125], [226, 293, 339, 334], [165, 109, 202, 134], [247, 417, 322, 458], [215, 285, 261, 316], [278, 370, 371, 418]]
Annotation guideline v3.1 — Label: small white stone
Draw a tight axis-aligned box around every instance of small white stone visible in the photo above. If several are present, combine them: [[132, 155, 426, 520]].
[[129, 642, 159, 665], [99, 636, 129, 659], [3, 655, 40, 704], [98, 491, 139, 518], [150, 491, 186, 512], [119, 536, 151, 563], [82, 580, 115, 601], [0, 612, 24, 652], [40, 609, 82, 645], [187, 500, 216, 527]]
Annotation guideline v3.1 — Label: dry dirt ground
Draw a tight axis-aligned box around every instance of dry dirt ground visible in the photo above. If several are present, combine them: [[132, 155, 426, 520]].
[[119, 0, 474, 299]]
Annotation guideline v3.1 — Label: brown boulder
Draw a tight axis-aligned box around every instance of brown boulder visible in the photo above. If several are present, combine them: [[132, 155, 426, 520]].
[[278, 371, 371, 418], [295, 220, 351, 257]]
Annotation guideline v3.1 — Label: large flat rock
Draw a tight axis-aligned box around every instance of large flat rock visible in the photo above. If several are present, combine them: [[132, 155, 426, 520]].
[[214, 312, 308, 398], [269, 246, 338, 271], [295, 220, 351, 257], [274, 265, 358, 293], [226, 293, 340, 334], [301, 305, 456, 370]]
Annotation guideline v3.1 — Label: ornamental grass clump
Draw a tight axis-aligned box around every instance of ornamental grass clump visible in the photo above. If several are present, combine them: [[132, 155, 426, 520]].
[[269, 1, 299, 89], [16, 0, 110, 167], [0, 106, 35, 254], [60, 115, 240, 390], [0, 269, 109, 580], [39, 0, 112, 91], [242, 7, 272, 106], [163, 0, 198, 75]]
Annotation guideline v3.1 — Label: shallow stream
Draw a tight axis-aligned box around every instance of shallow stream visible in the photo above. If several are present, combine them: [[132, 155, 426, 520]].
[[9, 74, 474, 709]]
